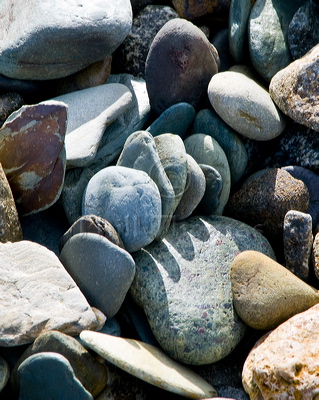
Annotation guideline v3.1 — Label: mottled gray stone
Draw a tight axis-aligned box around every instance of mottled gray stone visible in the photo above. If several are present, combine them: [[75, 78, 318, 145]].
[[184, 133, 230, 215], [130, 215, 275, 365], [0, 0, 132, 80], [283, 210, 313, 281], [229, 0, 252, 63], [196, 164, 223, 216], [82, 166, 162, 252]]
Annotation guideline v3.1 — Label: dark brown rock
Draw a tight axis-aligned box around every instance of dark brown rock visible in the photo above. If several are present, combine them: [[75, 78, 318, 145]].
[[171, 0, 231, 20], [0, 92, 24, 127]]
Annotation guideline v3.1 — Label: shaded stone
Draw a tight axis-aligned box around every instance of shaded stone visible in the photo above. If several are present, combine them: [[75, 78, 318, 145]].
[[0, 92, 24, 127], [312, 231, 319, 281], [145, 18, 219, 116], [0, 100, 67, 216], [0, 240, 104, 346], [283, 210, 313, 281], [60, 232, 136, 318], [17, 352, 93, 400], [0, 0, 132, 80], [80, 331, 218, 398], [231, 250, 319, 330], [269, 43, 319, 132], [0, 356, 9, 393], [82, 166, 161, 253], [211, 28, 235, 72], [0, 75, 50, 104], [59, 214, 124, 253], [196, 164, 223, 216], [130, 215, 275, 365], [171, 0, 231, 20], [229, 0, 252, 63], [208, 70, 286, 141], [242, 303, 319, 399], [184, 133, 231, 215]]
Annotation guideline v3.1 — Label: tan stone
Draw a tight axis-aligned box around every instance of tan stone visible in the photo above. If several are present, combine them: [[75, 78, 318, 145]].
[[243, 303, 319, 399], [231, 250, 319, 330]]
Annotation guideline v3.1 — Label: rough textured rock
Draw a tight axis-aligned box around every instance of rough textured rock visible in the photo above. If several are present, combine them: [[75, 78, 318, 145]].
[[0, 92, 24, 127], [311, 231, 319, 281], [0, 0, 132, 80], [0, 240, 104, 346], [130, 215, 275, 365], [269, 43, 319, 132], [0, 100, 67, 216], [231, 250, 319, 330], [145, 18, 219, 116], [242, 303, 319, 399]]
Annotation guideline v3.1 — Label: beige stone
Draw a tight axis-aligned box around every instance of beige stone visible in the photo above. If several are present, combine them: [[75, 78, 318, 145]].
[[231, 250, 319, 330]]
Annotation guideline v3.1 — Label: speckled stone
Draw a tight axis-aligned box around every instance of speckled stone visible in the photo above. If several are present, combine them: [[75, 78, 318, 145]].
[[312, 232, 319, 281], [288, 0, 319, 60], [171, 0, 231, 20], [145, 18, 219, 116], [283, 210, 313, 281], [0, 92, 24, 127], [229, 0, 252, 63], [242, 303, 319, 399], [113, 5, 179, 78], [231, 250, 319, 330], [130, 215, 275, 365], [196, 164, 223, 216], [269, 44, 319, 132], [184, 133, 231, 215]]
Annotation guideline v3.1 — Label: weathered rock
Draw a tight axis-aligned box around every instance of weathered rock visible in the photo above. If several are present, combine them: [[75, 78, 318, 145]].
[[0, 0, 132, 80], [0, 92, 24, 127], [0, 100, 67, 216], [0, 240, 104, 346], [231, 250, 319, 330], [242, 303, 319, 399], [311, 231, 319, 281]]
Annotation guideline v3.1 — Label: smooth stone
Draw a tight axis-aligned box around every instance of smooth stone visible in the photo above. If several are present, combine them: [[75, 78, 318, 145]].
[[248, 0, 303, 81], [0, 240, 104, 346], [130, 215, 275, 365], [269, 44, 319, 132], [60, 233, 136, 318], [311, 232, 319, 281], [231, 250, 319, 330], [17, 352, 93, 400], [154, 134, 188, 212], [117, 130, 175, 240], [184, 133, 231, 215], [211, 28, 234, 73], [173, 155, 206, 221], [0, 75, 50, 104], [0, 100, 67, 216], [0, 92, 24, 127], [82, 166, 161, 252], [242, 303, 319, 399], [196, 164, 223, 216], [171, 0, 230, 20], [145, 18, 219, 116], [283, 210, 313, 281], [0, 163, 23, 242], [80, 331, 218, 398], [229, 0, 252, 63], [52, 83, 132, 168], [288, 0, 319, 60], [10, 331, 108, 398], [146, 102, 196, 139], [0, 356, 9, 393], [59, 214, 124, 253], [191, 108, 248, 184], [208, 70, 286, 141], [98, 317, 121, 337], [113, 5, 179, 78], [0, 0, 132, 80]]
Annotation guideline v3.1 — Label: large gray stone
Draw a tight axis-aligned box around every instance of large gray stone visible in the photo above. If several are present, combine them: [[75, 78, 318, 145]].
[[0, 0, 133, 80]]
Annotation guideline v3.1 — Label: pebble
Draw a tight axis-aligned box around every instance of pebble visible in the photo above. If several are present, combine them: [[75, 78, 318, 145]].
[[0, 0, 132, 80], [196, 164, 223, 215], [82, 166, 162, 252], [80, 331, 218, 398], [130, 215, 274, 365], [145, 18, 219, 116], [208, 70, 286, 141], [231, 250, 319, 330], [242, 303, 319, 399]]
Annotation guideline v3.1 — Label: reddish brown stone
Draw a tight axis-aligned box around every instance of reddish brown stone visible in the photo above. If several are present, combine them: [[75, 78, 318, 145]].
[[172, 0, 231, 20]]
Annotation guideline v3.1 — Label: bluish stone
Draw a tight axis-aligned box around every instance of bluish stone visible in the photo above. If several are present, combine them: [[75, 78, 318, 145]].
[[196, 164, 223, 216], [229, 0, 252, 63], [211, 28, 234, 72]]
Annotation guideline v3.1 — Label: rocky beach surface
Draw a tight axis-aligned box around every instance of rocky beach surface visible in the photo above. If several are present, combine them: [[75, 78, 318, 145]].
[[0, 0, 319, 399]]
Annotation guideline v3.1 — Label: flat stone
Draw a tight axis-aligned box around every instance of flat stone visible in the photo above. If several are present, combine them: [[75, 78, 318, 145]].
[[208, 70, 286, 141], [229, 0, 252, 63], [17, 352, 93, 400], [0, 100, 67, 216], [0, 0, 132, 80], [130, 215, 275, 365], [184, 133, 231, 215], [60, 232, 136, 318], [231, 250, 319, 330], [145, 18, 219, 115], [269, 43, 319, 132], [80, 331, 218, 398], [0, 240, 104, 346], [0, 92, 24, 127], [242, 303, 319, 399], [52, 83, 132, 168], [82, 166, 161, 252]]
